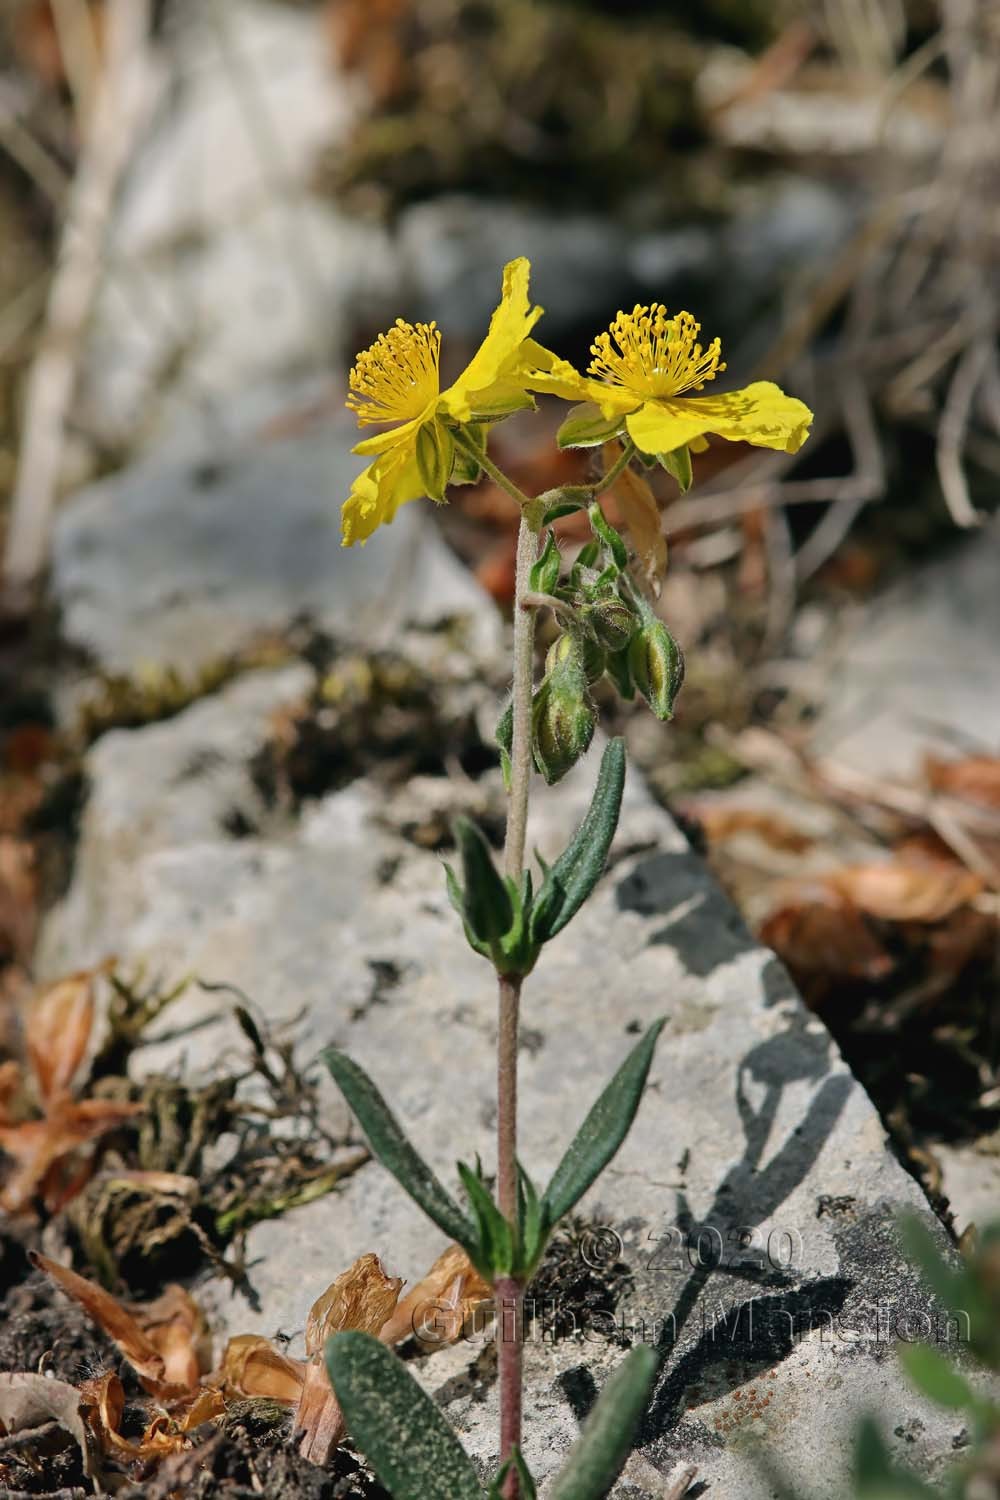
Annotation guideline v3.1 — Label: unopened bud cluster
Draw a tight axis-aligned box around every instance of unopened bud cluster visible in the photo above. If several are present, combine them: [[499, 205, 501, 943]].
[[498, 498, 684, 785]]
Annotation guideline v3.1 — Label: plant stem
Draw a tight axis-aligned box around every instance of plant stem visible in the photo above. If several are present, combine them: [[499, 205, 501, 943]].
[[505, 516, 539, 878], [496, 1274, 525, 1488], [591, 435, 636, 497]]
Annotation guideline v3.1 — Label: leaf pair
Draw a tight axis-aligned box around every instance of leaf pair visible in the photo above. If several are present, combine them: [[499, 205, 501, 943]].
[[325, 1330, 658, 1500], [448, 738, 627, 973], [322, 1016, 663, 1284]]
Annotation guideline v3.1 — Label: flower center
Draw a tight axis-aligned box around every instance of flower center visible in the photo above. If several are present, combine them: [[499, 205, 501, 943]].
[[347, 319, 442, 426], [588, 306, 726, 400]]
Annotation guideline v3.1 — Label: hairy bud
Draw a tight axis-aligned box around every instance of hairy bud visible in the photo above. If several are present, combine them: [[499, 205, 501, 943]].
[[628, 618, 684, 720]]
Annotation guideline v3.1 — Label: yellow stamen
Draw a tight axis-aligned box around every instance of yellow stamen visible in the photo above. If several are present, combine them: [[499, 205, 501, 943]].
[[347, 319, 441, 426], [588, 306, 726, 399]]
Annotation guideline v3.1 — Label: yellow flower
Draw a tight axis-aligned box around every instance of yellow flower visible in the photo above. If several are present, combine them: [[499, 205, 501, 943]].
[[522, 304, 813, 458], [341, 258, 543, 545]]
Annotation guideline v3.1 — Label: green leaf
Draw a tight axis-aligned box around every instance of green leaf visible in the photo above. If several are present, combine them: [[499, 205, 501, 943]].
[[326, 1332, 484, 1500], [530, 531, 562, 595], [454, 817, 514, 953], [574, 541, 600, 572], [548, 1346, 658, 1500], [588, 504, 627, 571], [415, 419, 455, 502], [321, 1049, 476, 1251], [898, 1344, 979, 1412], [557, 402, 627, 449], [530, 738, 626, 944], [489, 1447, 537, 1500], [658, 445, 693, 493], [853, 1416, 938, 1500], [458, 1161, 513, 1278], [541, 1020, 664, 1227], [516, 1162, 548, 1276]]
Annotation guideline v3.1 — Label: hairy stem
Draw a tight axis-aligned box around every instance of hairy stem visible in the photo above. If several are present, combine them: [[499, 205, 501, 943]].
[[505, 516, 539, 877], [591, 434, 636, 496], [496, 1274, 525, 1491]]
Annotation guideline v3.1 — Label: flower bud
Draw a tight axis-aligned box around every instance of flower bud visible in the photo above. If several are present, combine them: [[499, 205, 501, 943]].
[[584, 597, 636, 653], [531, 641, 596, 785], [628, 618, 684, 720], [545, 631, 604, 683]]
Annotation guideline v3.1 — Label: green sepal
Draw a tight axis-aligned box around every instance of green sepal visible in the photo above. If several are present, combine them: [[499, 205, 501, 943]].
[[531, 674, 595, 787], [627, 603, 684, 721], [326, 1332, 483, 1500], [321, 1049, 477, 1253], [658, 444, 693, 493], [468, 388, 536, 420], [489, 1447, 537, 1500], [530, 737, 626, 943], [530, 531, 562, 595], [541, 1019, 665, 1227], [548, 1346, 658, 1500], [583, 597, 636, 654], [543, 500, 585, 526], [853, 1416, 939, 1500], [588, 504, 627, 572], [574, 541, 600, 572], [557, 401, 627, 450], [458, 1159, 514, 1279], [450, 423, 487, 485], [605, 646, 635, 700], [415, 418, 455, 502]]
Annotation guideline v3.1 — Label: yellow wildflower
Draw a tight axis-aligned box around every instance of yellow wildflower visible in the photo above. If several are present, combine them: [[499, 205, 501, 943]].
[[341, 258, 543, 545], [522, 304, 813, 458]]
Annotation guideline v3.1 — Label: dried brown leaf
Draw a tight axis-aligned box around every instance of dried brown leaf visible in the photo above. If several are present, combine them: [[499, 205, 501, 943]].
[[0, 834, 38, 967], [604, 440, 667, 596], [829, 861, 983, 923], [760, 888, 894, 989], [690, 804, 815, 855], [305, 1252, 403, 1355], [925, 754, 1000, 809], [380, 1244, 492, 1349], [0, 1370, 94, 1478], [294, 1357, 346, 1465], [0, 1096, 144, 1215], [133, 1283, 211, 1389], [26, 973, 95, 1106], [221, 1335, 305, 1403], [30, 1251, 167, 1385]]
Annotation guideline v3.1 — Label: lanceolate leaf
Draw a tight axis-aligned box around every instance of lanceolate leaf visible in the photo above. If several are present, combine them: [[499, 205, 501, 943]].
[[548, 1346, 658, 1500], [326, 1332, 484, 1500], [530, 738, 626, 945], [541, 1020, 665, 1227], [321, 1050, 476, 1251]]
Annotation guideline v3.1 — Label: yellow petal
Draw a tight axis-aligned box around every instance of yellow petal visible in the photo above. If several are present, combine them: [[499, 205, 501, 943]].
[[439, 259, 543, 421], [626, 382, 813, 457], [341, 442, 425, 547], [519, 339, 635, 420], [352, 408, 432, 457]]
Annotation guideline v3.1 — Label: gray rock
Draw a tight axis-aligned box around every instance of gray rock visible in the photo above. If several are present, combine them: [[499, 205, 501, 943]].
[[50, 420, 498, 676], [815, 517, 1000, 779], [38, 667, 968, 1497]]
